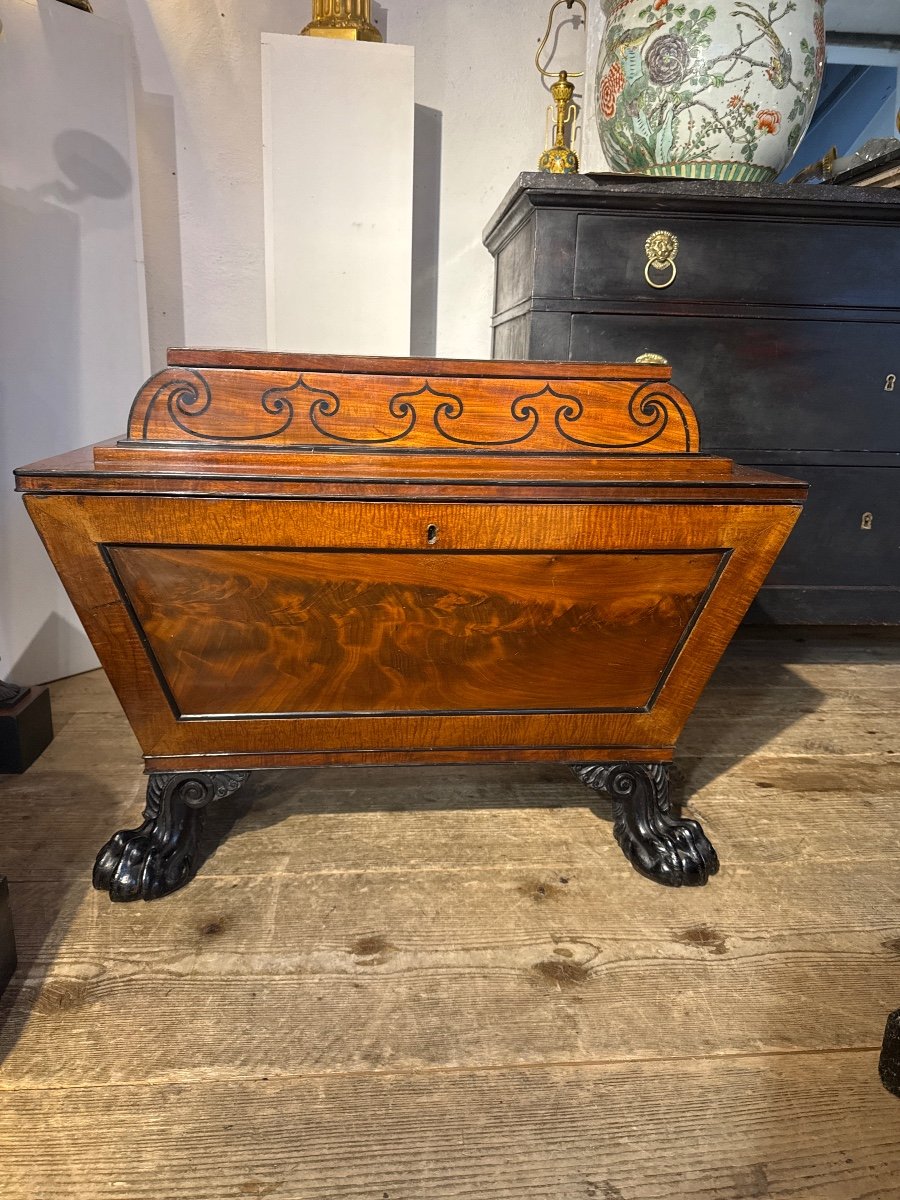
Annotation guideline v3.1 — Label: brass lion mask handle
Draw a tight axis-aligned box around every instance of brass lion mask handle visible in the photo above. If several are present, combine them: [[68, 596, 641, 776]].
[[644, 230, 679, 289]]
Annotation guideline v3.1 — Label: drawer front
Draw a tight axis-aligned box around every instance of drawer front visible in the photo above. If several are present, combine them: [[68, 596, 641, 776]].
[[571, 212, 900, 310], [570, 313, 900, 453], [754, 464, 900, 590]]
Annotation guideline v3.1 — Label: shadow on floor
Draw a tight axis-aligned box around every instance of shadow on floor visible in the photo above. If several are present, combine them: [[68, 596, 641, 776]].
[[201, 629, 900, 868], [0, 777, 124, 1068]]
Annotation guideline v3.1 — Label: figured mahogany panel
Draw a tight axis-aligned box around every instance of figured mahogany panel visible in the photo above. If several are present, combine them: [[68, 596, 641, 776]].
[[106, 547, 725, 719], [125, 367, 700, 454]]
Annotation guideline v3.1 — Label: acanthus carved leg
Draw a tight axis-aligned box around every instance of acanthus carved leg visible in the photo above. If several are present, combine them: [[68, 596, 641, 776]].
[[572, 762, 719, 887], [93, 772, 249, 902]]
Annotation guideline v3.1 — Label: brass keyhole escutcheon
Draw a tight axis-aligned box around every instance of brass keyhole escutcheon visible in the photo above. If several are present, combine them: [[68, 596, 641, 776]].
[[644, 230, 678, 289], [426, 523, 439, 545], [886, 374, 897, 393], [861, 512, 874, 531]]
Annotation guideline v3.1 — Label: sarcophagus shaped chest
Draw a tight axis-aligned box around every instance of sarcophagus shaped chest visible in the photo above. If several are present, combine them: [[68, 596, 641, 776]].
[[16, 350, 806, 899]]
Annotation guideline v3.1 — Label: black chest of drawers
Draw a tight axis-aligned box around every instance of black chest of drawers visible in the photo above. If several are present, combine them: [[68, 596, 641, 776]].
[[484, 173, 900, 624]]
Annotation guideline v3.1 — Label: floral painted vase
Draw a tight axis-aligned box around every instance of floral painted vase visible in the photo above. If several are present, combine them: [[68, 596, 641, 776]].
[[595, 0, 826, 181]]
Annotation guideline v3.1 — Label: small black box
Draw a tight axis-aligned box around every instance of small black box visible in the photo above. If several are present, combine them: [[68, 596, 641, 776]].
[[0, 685, 53, 773]]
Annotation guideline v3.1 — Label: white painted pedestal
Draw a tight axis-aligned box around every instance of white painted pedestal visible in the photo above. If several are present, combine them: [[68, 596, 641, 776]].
[[262, 34, 415, 356]]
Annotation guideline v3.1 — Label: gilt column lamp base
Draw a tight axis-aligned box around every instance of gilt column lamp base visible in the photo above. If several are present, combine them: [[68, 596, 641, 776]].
[[300, 0, 383, 42]]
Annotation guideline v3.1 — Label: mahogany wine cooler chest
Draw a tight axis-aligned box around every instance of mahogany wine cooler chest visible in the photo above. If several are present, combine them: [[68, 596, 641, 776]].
[[16, 350, 806, 899]]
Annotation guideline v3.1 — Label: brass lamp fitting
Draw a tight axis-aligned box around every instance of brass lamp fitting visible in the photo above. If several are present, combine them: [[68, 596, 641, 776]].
[[536, 0, 586, 174], [301, 0, 383, 42]]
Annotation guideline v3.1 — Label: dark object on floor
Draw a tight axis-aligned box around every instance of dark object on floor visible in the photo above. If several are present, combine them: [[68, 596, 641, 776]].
[[879, 1010, 900, 1097], [484, 173, 900, 624], [0, 878, 16, 998], [0, 685, 53, 774], [0, 677, 27, 707], [54, 1, 93, 11], [15, 350, 805, 900]]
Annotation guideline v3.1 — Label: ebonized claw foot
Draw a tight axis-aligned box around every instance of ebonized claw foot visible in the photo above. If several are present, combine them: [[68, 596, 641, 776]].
[[93, 772, 249, 902], [572, 762, 719, 887]]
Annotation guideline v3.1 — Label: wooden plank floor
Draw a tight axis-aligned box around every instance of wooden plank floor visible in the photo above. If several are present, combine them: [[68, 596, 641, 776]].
[[2, 632, 900, 1199]]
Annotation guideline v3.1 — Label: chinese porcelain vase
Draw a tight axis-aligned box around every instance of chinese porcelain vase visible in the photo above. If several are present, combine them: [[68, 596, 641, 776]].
[[595, 0, 826, 181]]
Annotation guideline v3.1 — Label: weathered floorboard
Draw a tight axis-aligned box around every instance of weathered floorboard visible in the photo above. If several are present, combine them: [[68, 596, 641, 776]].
[[0, 1052, 898, 1200], [2, 856, 899, 1088], [1, 641, 899, 1199]]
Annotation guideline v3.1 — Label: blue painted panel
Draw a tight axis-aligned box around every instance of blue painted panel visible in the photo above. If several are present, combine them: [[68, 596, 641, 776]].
[[779, 62, 897, 180]]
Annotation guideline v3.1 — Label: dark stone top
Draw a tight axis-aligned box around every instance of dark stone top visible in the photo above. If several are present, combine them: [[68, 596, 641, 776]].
[[484, 171, 900, 250]]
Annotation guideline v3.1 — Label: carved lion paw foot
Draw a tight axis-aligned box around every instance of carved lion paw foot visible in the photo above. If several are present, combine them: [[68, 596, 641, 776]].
[[573, 761, 719, 888], [613, 803, 719, 887], [93, 772, 248, 902], [93, 812, 202, 902]]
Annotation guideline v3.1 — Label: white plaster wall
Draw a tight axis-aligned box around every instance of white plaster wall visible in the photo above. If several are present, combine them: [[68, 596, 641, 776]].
[[828, 1, 900, 35], [89, 0, 586, 364], [383, 1, 587, 357], [581, 1, 609, 173], [0, 0, 149, 683], [89, 0, 303, 363]]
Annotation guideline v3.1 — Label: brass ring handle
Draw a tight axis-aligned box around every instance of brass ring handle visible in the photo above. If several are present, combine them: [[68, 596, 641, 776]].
[[644, 230, 679, 290], [645, 259, 677, 289]]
